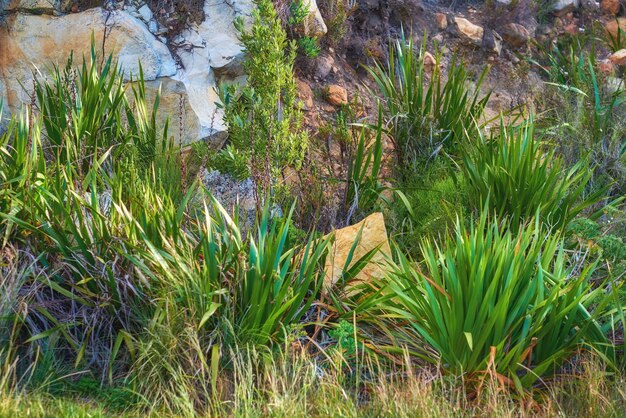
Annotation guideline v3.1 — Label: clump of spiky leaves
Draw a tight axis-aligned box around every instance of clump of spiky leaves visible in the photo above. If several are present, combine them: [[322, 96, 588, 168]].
[[382, 209, 615, 389], [461, 118, 603, 232], [367, 32, 490, 173], [218, 0, 307, 186]]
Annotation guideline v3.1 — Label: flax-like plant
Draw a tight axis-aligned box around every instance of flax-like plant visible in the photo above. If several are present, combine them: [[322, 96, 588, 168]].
[[367, 32, 490, 170], [233, 205, 332, 347], [383, 210, 614, 389], [462, 118, 603, 232]]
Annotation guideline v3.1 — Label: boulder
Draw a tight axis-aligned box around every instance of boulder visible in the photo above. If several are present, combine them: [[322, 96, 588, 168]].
[[326, 84, 348, 106], [129, 78, 202, 145], [483, 29, 502, 56], [323, 212, 392, 290], [0, 9, 176, 117], [423, 51, 437, 72], [601, 0, 621, 14], [453, 17, 484, 47], [500, 23, 531, 48], [553, 0, 580, 15], [173, 0, 255, 141], [303, 0, 327, 37], [609, 49, 626, 65], [296, 79, 314, 110]]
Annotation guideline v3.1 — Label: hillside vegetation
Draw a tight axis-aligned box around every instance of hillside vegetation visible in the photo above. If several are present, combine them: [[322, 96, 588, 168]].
[[1, 0, 626, 416]]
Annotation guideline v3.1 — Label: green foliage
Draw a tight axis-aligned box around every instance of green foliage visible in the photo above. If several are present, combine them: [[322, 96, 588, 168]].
[[533, 39, 626, 197], [368, 33, 490, 172], [461, 118, 602, 232], [383, 210, 614, 389], [297, 36, 321, 58], [219, 0, 307, 182], [288, 0, 309, 26]]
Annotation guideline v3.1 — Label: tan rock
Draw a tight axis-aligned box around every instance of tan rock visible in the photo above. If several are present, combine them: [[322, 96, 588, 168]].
[[323, 212, 391, 290], [605, 18, 626, 41], [132, 78, 203, 145], [4, 0, 59, 13], [423, 51, 437, 72], [601, 0, 621, 14], [326, 84, 348, 106], [435, 13, 448, 30], [609, 49, 626, 65], [453, 17, 484, 46], [500, 23, 531, 47]]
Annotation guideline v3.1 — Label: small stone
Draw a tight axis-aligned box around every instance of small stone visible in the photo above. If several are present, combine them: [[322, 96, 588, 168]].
[[500, 23, 531, 48], [599, 59, 616, 75], [483, 30, 502, 56], [609, 49, 626, 65], [326, 85, 348, 106], [138, 4, 153, 22], [423, 51, 437, 72], [315, 54, 334, 80], [601, 0, 620, 14], [453, 16, 484, 46], [435, 13, 447, 30]]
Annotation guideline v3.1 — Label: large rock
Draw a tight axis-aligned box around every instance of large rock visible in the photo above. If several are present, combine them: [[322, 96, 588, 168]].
[[453, 17, 484, 47], [553, 0, 580, 15], [303, 0, 327, 37], [172, 0, 255, 140], [323, 212, 392, 290], [128, 78, 202, 145], [0, 8, 176, 118]]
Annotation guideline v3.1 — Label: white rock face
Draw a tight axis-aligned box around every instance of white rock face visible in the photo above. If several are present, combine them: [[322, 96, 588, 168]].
[[172, 0, 255, 139], [0, 8, 176, 114], [553, 0, 580, 14]]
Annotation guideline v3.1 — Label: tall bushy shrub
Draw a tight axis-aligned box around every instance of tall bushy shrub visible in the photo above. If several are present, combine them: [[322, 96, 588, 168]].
[[219, 0, 307, 183]]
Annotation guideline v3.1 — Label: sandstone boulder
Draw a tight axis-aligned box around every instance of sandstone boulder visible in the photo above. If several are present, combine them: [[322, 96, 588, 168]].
[[323, 212, 391, 290], [435, 13, 447, 30], [601, 0, 621, 14], [606, 18, 626, 41], [4, 0, 59, 13]]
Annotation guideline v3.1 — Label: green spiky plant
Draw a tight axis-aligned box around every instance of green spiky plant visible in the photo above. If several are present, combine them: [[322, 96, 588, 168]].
[[367, 32, 490, 172], [461, 118, 603, 232], [382, 209, 615, 390]]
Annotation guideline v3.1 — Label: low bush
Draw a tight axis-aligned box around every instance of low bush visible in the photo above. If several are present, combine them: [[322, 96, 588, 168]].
[[382, 210, 615, 389]]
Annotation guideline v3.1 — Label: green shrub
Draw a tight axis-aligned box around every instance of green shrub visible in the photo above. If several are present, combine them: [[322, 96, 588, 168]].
[[461, 118, 602, 232], [219, 0, 307, 185], [298, 36, 321, 58], [383, 210, 614, 389], [367, 33, 490, 173]]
